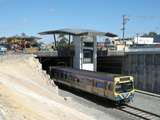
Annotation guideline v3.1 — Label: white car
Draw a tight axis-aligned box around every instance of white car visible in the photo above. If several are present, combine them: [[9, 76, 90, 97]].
[[0, 45, 7, 54]]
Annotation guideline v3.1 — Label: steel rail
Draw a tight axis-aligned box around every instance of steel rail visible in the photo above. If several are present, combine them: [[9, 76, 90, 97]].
[[117, 105, 160, 120]]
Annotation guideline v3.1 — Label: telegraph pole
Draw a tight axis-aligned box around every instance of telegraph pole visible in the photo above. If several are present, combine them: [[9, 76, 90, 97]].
[[122, 15, 129, 41], [136, 33, 139, 44], [122, 15, 125, 41]]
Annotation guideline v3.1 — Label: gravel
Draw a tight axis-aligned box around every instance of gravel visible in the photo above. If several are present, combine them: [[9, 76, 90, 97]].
[[130, 92, 160, 115]]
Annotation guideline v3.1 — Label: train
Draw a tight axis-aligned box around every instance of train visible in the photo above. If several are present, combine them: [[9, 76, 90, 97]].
[[49, 66, 135, 104]]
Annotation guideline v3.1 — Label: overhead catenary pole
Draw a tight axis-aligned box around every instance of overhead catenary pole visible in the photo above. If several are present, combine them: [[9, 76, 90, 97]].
[[122, 15, 129, 41], [122, 15, 125, 41], [136, 33, 139, 44]]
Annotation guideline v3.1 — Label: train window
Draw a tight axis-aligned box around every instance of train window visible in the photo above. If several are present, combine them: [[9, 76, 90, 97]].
[[68, 73, 71, 80], [53, 72, 56, 78], [115, 82, 133, 93], [69, 75, 72, 81], [108, 83, 112, 90], [96, 82, 105, 88], [58, 72, 61, 78], [105, 82, 108, 90], [70, 76, 73, 81], [70, 75, 74, 81], [73, 77, 76, 81], [67, 75, 70, 80], [71, 76, 74, 81], [55, 72, 58, 78], [54, 72, 57, 78], [61, 73, 63, 79], [65, 74, 67, 79], [57, 72, 60, 78]]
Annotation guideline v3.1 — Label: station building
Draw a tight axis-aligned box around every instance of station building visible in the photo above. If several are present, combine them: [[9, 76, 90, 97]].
[[39, 28, 117, 71]]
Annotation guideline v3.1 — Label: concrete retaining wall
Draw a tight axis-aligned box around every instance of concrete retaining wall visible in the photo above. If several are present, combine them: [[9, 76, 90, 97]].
[[122, 53, 160, 94]]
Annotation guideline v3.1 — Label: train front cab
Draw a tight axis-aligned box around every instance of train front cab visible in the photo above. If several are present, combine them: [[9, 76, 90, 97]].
[[114, 76, 135, 104]]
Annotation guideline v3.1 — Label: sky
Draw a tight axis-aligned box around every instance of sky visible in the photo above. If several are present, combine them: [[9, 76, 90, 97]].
[[0, 0, 160, 43]]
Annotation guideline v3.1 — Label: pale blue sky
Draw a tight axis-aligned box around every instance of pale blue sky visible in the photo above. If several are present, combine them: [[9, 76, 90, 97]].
[[0, 0, 160, 43]]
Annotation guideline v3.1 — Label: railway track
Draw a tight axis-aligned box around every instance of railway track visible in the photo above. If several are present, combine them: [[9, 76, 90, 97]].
[[117, 105, 160, 120], [55, 80, 160, 120], [58, 83, 160, 120]]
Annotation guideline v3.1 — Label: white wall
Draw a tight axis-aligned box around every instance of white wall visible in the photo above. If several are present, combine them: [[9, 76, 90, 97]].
[[73, 35, 97, 71], [82, 64, 94, 71], [134, 37, 154, 44]]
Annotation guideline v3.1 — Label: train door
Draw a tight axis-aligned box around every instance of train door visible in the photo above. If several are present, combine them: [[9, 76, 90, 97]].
[[74, 76, 80, 89], [91, 80, 94, 92], [93, 80, 105, 97], [92, 80, 97, 94], [107, 82, 114, 99], [104, 82, 108, 97], [97, 81, 105, 96]]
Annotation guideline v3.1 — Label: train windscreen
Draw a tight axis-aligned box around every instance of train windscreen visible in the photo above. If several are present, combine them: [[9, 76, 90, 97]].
[[115, 82, 133, 93]]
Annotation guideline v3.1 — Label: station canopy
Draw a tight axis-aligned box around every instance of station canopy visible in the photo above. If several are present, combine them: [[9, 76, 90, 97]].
[[39, 28, 117, 37]]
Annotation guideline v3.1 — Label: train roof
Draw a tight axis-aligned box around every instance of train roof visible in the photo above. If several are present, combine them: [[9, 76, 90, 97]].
[[51, 67, 123, 81]]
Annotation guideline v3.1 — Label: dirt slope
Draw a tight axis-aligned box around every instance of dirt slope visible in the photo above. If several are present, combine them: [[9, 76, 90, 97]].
[[0, 54, 95, 120]]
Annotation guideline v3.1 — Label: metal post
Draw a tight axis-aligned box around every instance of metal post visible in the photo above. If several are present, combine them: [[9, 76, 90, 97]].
[[136, 33, 139, 44], [53, 34, 57, 47], [122, 15, 125, 41], [122, 15, 129, 41], [69, 34, 71, 45]]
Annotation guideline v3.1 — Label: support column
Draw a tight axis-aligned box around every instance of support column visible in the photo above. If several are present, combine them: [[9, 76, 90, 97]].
[[69, 34, 71, 45], [53, 34, 57, 47]]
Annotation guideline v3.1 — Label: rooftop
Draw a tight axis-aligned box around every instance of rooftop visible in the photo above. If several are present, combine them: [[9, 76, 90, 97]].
[[39, 28, 117, 37], [7, 35, 41, 41]]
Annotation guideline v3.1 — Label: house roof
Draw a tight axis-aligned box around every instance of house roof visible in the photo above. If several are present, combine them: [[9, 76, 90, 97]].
[[7, 35, 41, 40]]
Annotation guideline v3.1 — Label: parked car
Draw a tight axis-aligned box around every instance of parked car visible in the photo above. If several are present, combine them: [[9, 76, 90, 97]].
[[0, 45, 7, 54]]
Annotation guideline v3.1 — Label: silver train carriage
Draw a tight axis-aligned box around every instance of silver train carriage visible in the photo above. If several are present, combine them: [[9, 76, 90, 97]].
[[49, 67, 135, 104]]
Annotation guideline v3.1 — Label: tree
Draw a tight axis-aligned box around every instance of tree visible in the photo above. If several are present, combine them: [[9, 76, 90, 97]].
[[56, 34, 68, 49], [142, 32, 158, 38], [56, 34, 74, 56], [148, 32, 157, 37], [21, 33, 26, 37]]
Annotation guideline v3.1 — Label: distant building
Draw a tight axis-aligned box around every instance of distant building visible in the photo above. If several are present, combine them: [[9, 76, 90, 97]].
[[125, 40, 133, 45], [42, 43, 55, 52], [134, 37, 154, 44], [105, 37, 127, 51], [97, 42, 107, 50], [0, 37, 7, 44], [2, 34, 41, 53]]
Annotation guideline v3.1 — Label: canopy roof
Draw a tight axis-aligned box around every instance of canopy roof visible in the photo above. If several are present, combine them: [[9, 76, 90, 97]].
[[39, 28, 117, 37]]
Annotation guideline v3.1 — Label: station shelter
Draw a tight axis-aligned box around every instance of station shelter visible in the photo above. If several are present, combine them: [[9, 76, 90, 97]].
[[39, 28, 117, 71]]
